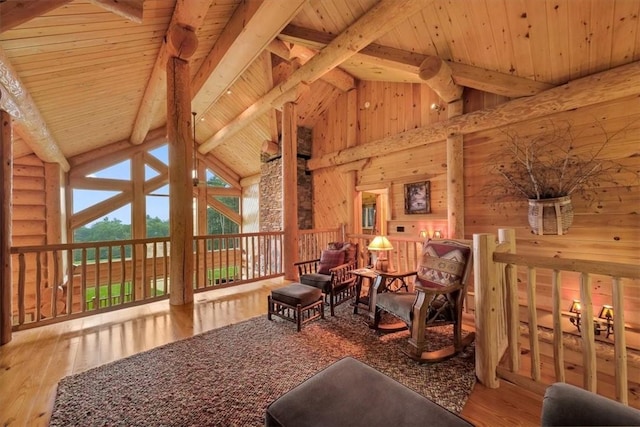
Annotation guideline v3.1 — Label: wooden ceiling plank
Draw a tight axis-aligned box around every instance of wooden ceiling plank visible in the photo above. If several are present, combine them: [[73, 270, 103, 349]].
[[129, 0, 213, 145], [0, 0, 72, 33], [199, 0, 430, 154], [281, 24, 554, 98], [307, 60, 640, 171], [89, 0, 144, 23], [191, 0, 308, 120], [0, 47, 69, 171]]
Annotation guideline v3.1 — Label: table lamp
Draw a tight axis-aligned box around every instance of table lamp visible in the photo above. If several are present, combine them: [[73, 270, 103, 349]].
[[368, 235, 394, 272]]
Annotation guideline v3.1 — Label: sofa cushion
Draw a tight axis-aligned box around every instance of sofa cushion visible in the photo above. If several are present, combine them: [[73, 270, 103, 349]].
[[541, 382, 640, 426], [271, 283, 323, 307], [318, 249, 345, 274], [416, 240, 471, 289], [299, 273, 332, 292], [265, 357, 473, 427]]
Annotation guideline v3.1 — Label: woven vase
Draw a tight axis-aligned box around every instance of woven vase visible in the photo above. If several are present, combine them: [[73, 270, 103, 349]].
[[527, 196, 574, 235]]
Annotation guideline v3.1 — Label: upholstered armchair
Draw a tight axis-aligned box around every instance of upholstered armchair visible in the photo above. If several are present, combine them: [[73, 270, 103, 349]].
[[294, 242, 359, 316], [371, 239, 474, 362]]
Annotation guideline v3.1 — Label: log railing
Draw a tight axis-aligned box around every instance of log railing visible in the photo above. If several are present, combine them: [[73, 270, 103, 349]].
[[297, 226, 344, 261], [474, 228, 640, 406], [347, 233, 425, 271], [10, 232, 285, 330]]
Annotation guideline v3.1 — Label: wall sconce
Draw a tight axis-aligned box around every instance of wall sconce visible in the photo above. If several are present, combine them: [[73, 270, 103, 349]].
[[432, 230, 443, 239], [419, 230, 428, 239], [430, 103, 443, 112], [569, 299, 582, 331], [597, 305, 614, 338]]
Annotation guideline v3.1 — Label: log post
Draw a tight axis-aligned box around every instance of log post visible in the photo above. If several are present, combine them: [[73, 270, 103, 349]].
[[473, 233, 500, 388], [167, 26, 197, 305], [1, 110, 13, 344], [282, 101, 298, 280], [446, 99, 464, 239]]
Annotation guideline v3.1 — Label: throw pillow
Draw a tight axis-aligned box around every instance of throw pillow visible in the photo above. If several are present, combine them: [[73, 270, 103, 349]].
[[318, 249, 346, 274], [415, 241, 471, 289]]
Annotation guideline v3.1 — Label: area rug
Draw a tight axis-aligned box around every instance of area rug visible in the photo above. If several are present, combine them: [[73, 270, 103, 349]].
[[50, 304, 476, 426]]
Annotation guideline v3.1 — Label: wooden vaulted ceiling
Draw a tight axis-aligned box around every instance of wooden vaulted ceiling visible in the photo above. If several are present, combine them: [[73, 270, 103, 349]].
[[1, 0, 639, 180]]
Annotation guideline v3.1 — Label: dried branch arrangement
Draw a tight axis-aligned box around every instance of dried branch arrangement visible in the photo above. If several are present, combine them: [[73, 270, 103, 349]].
[[487, 120, 634, 201]]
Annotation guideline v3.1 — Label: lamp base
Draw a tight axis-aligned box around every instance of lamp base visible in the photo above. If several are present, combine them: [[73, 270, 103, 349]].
[[375, 259, 389, 272]]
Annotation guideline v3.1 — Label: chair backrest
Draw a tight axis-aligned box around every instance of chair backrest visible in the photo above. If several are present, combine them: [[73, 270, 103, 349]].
[[327, 241, 359, 267], [414, 239, 473, 291]]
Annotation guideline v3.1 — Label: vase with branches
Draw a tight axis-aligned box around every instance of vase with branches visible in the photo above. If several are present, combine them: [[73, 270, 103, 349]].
[[487, 119, 635, 234]]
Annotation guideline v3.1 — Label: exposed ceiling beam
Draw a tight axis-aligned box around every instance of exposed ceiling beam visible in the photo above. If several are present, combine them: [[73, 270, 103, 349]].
[[307, 61, 640, 171], [0, 47, 70, 171], [289, 45, 355, 92], [0, 0, 72, 33], [199, 0, 431, 154], [129, 0, 213, 145], [89, 0, 144, 23], [418, 56, 463, 103], [191, 0, 308, 120], [280, 24, 555, 98]]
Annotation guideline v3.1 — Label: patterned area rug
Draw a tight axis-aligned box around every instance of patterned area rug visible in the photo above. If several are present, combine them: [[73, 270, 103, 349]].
[[50, 304, 476, 426]]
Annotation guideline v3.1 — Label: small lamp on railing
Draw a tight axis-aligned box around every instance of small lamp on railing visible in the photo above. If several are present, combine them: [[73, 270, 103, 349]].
[[598, 305, 614, 338], [368, 235, 394, 272], [569, 299, 582, 331]]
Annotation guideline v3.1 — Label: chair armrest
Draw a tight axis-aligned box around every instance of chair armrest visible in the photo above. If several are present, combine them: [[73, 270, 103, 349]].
[[329, 262, 357, 287], [414, 282, 464, 295], [294, 259, 321, 276]]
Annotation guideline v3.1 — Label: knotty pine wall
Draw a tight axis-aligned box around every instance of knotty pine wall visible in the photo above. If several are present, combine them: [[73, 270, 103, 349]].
[[312, 80, 640, 333]]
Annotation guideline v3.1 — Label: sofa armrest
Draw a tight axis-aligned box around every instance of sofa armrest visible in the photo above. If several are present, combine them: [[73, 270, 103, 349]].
[[541, 382, 640, 426]]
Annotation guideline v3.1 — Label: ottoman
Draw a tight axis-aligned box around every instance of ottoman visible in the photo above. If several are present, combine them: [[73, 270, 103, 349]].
[[268, 283, 324, 332], [265, 357, 473, 427]]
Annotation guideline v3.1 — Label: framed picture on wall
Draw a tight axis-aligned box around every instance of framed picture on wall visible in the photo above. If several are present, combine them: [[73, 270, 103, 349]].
[[404, 181, 431, 214]]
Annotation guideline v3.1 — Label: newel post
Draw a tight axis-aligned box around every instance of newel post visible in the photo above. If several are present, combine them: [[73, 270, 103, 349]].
[[473, 233, 500, 388]]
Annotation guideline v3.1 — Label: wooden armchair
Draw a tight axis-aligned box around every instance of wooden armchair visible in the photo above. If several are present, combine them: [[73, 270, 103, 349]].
[[370, 239, 474, 362], [294, 242, 359, 316]]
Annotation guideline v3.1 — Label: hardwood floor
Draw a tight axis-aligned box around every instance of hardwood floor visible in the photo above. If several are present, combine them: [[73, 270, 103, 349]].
[[0, 278, 542, 426]]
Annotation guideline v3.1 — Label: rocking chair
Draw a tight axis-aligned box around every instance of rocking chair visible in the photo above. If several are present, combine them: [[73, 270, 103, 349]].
[[371, 239, 474, 362]]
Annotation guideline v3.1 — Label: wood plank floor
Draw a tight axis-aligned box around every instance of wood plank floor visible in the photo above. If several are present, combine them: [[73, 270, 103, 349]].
[[0, 278, 543, 426]]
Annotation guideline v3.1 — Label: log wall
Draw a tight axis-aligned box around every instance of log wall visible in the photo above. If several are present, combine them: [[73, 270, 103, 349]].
[[312, 81, 640, 333]]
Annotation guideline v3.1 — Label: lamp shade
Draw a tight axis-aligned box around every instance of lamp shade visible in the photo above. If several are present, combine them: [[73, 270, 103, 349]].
[[598, 305, 614, 319], [368, 235, 393, 251], [569, 300, 581, 314]]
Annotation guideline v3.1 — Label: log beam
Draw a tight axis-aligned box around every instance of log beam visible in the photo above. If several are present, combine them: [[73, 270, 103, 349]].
[[280, 24, 555, 98], [191, 0, 307, 119], [0, 0, 72, 33], [167, 54, 194, 306], [307, 61, 640, 171], [199, 0, 430, 154], [129, 0, 212, 144], [1, 110, 12, 345], [90, 0, 143, 23], [0, 47, 70, 171], [419, 56, 463, 103], [289, 44, 356, 92], [282, 101, 298, 280]]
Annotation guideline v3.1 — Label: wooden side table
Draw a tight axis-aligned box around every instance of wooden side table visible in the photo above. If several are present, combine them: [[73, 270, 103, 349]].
[[349, 268, 416, 315]]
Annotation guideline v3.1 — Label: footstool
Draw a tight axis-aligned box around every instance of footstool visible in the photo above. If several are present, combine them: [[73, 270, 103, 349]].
[[265, 357, 473, 427], [268, 283, 324, 332]]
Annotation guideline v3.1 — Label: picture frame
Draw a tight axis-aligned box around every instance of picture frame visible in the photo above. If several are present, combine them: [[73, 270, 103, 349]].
[[404, 181, 431, 214]]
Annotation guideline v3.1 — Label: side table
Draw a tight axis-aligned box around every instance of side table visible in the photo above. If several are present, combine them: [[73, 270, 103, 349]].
[[349, 268, 416, 315]]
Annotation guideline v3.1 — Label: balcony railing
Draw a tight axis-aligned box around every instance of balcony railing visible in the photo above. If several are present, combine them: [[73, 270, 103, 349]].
[[10, 232, 284, 330], [474, 229, 640, 406]]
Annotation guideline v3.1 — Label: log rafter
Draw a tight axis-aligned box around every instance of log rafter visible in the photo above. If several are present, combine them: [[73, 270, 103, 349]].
[[191, 0, 308, 121], [129, 0, 213, 145], [0, 47, 70, 171], [0, 0, 143, 33], [307, 61, 640, 171], [199, 0, 431, 154], [279, 24, 555, 98]]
